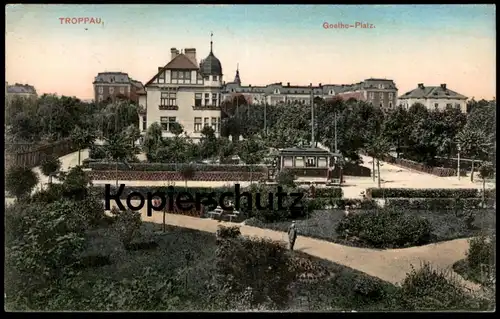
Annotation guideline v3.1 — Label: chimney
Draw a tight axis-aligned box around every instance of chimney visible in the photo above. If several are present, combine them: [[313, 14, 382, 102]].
[[171, 47, 179, 61], [184, 48, 197, 65], [319, 83, 322, 87], [440, 83, 447, 90], [249, 84, 252, 87], [287, 82, 290, 87], [418, 83, 424, 89]]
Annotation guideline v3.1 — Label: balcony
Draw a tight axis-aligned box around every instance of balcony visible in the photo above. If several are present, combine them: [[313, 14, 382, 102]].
[[159, 105, 178, 110], [192, 105, 220, 111]]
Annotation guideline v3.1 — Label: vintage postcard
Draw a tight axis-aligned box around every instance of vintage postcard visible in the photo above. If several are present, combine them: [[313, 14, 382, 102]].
[[5, 4, 496, 312]]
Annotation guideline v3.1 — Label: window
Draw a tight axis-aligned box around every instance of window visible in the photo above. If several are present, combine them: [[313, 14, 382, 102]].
[[197, 73, 203, 84], [192, 93, 202, 107], [158, 71, 165, 83], [217, 117, 221, 132], [378, 84, 384, 89], [213, 75, 218, 81], [379, 92, 384, 99], [98, 86, 103, 94], [295, 156, 304, 167], [211, 117, 217, 131], [283, 157, 293, 167], [194, 117, 202, 132], [389, 93, 393, 99], [318, 157, 327, 167], [171, 70, 191, 84], [98, 95, 103, 102], [446, 103, 453, 109], [212, 93, 217, 106], [204, 93, 210, 106], [142, 117, 147, 131], [369, 92, 375, 99], [455, 103, 461, 109], [380, 103, 383, 107], [306, 157, 316, 167], [158, 117, 176, 132], [274, 89, 280, 94], [120, 87, 125, 94], [160, 92, 177, 106], [204, 76, 209, 82], [109, 87, 114, 94], [434, 103, 439, 110], [389, 102, 393, 108]]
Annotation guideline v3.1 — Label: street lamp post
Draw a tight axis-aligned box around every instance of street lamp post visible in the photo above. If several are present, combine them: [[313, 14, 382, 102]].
[[457, 144, 461, 180]]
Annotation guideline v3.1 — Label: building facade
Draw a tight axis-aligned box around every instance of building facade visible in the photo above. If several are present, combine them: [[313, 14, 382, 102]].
[[141, 40, 224, 141], [398, 83, 467, 113], [93, 72, 144, 103], [333, 78, 398, 111], [6, 83, 38, 101]]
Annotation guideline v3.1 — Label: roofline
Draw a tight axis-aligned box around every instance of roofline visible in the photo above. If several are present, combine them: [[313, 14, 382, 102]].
[[145, 54, 199, 87]]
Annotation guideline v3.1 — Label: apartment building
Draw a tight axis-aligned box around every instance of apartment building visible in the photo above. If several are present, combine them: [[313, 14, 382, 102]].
[[398, 83, 467, 113], [6, 83, 38, 101], [93, 72, 144, 103], [141, 39, 223, 141], [333, 78, 398, 110]]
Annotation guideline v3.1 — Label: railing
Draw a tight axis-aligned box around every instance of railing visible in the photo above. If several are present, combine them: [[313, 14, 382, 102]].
[[159, 105, 178, 110], [192, 105, 220, 110]]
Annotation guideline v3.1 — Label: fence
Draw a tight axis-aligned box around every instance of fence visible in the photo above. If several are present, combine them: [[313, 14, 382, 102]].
[[5, 138, 78, 169]]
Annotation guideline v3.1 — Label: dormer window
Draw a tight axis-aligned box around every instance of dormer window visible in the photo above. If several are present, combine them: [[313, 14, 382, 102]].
[[329, 90, 334, 95], [378, 84, 384, 89], [213, 75, 218, 81], [274, 89, 280, 94]]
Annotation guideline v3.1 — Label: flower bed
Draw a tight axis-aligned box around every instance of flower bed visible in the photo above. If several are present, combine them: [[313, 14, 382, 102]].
[[87, 170, 267, 181], [87, 162, 268, 173]]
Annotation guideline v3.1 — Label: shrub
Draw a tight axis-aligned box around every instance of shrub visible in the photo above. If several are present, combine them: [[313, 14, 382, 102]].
[[215, 236, 297, 309], [399, 263, 490, 311], [336, 209, 432, 248], [40, 155, 62, 180], [367, 188, 480, 199], [113, 209, 142, 247], [89, 144, 107, 159], [276, 170, 296, 187], [6, 165, 40, 199], [353, 276, 386, 301], [216, 225, 241, 239], [125, 241, 159, 251], [466, 235, 494, 271], [314, 187, 343, 198], [88, 162, 268, 173], [76, 254, 112, 269]]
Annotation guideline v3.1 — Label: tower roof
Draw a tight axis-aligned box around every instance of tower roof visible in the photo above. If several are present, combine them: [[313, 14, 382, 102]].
[[199, 32, 222, 76]]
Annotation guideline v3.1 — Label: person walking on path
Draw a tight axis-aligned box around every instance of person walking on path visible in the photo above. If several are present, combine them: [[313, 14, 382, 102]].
[[288, 221, 298, 251]]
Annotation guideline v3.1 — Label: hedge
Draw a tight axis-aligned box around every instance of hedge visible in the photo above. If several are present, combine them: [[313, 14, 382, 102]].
[[307, 198, 379, 210], [87, 162, 268, 173], [367, 188, 483, 199], [313, 187, 343, 198], [386, 198, 496, 210]]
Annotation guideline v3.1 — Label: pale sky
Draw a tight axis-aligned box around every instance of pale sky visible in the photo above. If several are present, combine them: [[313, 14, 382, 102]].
[[5, 4, 496, 100]]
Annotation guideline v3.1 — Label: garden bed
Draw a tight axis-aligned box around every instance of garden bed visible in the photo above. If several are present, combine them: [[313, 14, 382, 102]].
[[244, 208, 496, 249]]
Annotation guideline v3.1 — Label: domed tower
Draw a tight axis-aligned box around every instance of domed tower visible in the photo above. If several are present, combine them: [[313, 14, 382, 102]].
[[199, 33, 223, 87]]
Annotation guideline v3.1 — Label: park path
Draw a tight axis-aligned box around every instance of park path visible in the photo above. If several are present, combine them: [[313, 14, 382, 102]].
[[108, 200, 482, 292]]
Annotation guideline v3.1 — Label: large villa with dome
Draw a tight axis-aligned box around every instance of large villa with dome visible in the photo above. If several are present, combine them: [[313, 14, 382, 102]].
[[138, 36, 400, 141]]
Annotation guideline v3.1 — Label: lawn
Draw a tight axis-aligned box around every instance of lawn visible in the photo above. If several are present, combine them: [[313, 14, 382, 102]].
[[245, 209, 496, 248]]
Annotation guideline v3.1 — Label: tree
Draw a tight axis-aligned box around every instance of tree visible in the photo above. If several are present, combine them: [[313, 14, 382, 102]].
[[478, 163, 494, 208], [6, 166, 39, 200], [456, 128, 493, 182], [169, 122, 184, 136], [70, 126, 96, 166], [179, 164, 196, 189], [40, 155, 62, 185], [124, 124, 141, 148], [143, 122, 163, 161], [365, 134, 391, 188], [199, 126, 219, 160], [237, 137, 267, 183], [104, 133, 136, 186]]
